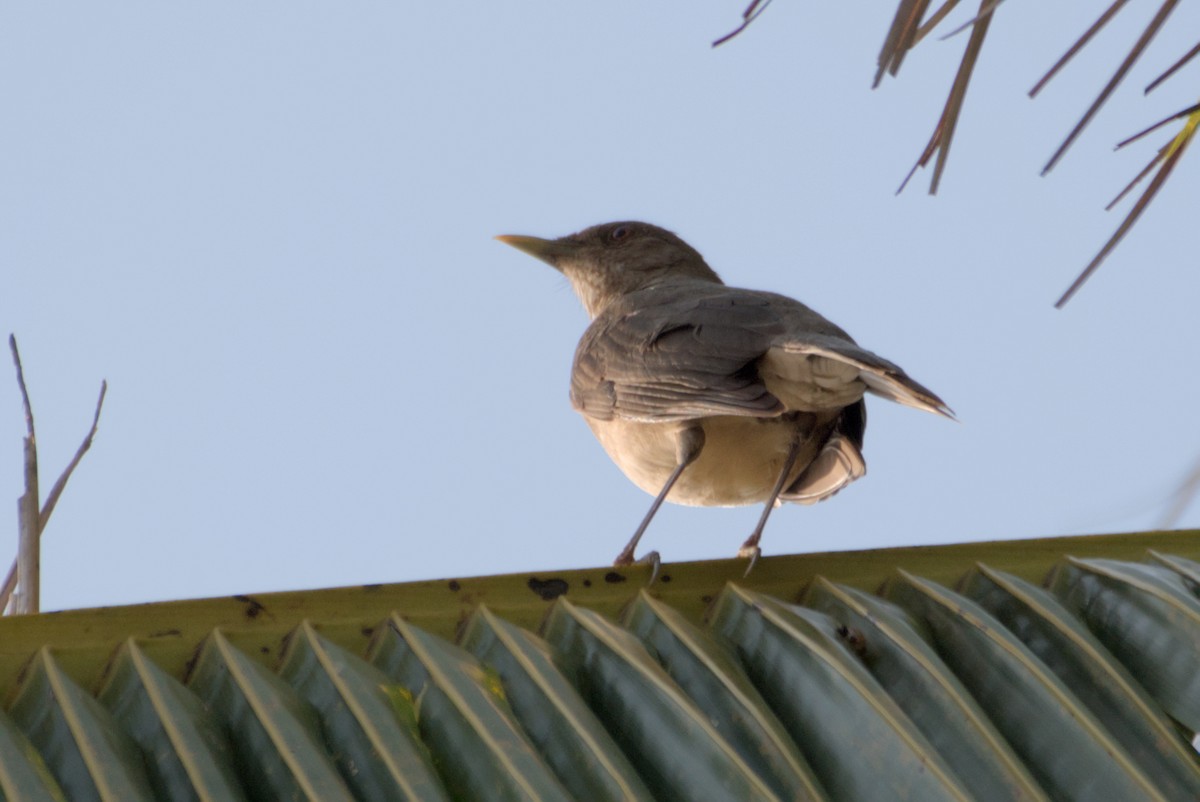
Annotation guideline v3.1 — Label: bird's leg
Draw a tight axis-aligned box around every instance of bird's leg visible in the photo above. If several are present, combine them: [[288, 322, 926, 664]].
[[738, 426, 804, 574], [613, 425, 705, 567]]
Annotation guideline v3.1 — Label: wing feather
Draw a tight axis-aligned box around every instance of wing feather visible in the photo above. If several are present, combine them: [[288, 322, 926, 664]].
[[570, 284, 787, 422], [569, 282, 952, 423]]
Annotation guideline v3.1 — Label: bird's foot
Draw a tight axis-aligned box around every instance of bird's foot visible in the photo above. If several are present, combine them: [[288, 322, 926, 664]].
[[737, 542, 761, 577], [613, 549, 662, 585]]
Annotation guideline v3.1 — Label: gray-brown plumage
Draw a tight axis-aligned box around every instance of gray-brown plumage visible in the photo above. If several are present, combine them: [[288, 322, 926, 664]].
[[497, 221, 951, 569]]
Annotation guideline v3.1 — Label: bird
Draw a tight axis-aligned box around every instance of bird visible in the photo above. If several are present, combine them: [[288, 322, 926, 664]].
[[497, 221, 951, 571]]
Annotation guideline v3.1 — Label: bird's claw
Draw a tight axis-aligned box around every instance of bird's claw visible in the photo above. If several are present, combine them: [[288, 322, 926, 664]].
[[612, 549, 662, 585], [638, 550, 662, 584], [737, 543, 761, 577]]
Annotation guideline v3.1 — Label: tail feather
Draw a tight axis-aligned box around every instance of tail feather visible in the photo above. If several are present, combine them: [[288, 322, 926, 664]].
[[781, 431, 866, 504], [779, 340, 954, 419], [860, 372, 955, 419]]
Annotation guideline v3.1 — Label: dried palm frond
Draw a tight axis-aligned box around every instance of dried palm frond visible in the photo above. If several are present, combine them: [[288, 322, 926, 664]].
[[717, 0, 1196, 305], [1055, 103, 1199, 307], [896, 0, 997, 194], [1037, 0, 1182, 176], [713, 0, 774, 47], [1145, 41, 1200, 93], [875, 0, 938, 86]]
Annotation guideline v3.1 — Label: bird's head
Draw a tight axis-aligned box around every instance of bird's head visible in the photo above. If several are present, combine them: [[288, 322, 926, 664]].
[[497, 221, 722, 318]]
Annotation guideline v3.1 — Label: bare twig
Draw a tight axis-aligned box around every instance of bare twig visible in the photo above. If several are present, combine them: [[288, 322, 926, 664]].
[[9, 337, 38, 615], [39, 381, 106, 531], [11, 336, 33, 438], [1, 339, 107, 614], [713, 0, 773, 48]]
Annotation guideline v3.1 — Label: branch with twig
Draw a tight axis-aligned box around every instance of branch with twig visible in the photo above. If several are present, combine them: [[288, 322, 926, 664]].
[[3, 336, 107, 615]]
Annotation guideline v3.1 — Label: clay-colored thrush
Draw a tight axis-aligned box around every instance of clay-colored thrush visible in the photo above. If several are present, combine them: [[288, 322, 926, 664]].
[[498, 221, 951, 570]]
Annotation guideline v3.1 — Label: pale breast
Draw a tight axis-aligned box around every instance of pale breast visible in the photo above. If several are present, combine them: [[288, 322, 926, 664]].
[[584, 414, 831, 507]]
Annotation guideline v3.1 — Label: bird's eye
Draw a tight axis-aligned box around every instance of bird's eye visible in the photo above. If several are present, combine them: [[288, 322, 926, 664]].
[[610, 225, 630, 241]]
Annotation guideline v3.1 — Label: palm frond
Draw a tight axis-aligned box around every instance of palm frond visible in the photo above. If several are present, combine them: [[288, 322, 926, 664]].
[[1039, 0, 1182, 176], [875, 0, 937, 87], [1055, 104, 1199, 307], [897, 0, 997, 194], [721, 0, 1196, 305], [881, 0, 1195, 304], [1029, 0, 1133, 98]]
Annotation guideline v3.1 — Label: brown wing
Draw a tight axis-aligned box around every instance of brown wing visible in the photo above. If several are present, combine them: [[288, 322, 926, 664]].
[[569, 281, 952, 423], [569, 284, 801, 422]]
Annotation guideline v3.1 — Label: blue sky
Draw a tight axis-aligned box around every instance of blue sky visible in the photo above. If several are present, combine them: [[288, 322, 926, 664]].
[[3, 2, 1198, 610]]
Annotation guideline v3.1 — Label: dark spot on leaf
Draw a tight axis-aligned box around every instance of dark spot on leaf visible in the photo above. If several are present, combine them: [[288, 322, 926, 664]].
[[149, 629, 182, 638], [96, 656, 116, 688], [700, 595, 714, 604], [234, 595, 267, 620], [182, 646, 202, 683], [604, 572, 627, 584], [528, 577, 569, 600], [659, 574, 671, 583], [837, 624, 868, 657], [582, 579, 592, 587], [260, 646, 270, 655], [448, 580, 461, 592], [361, 626, 375, 637]]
